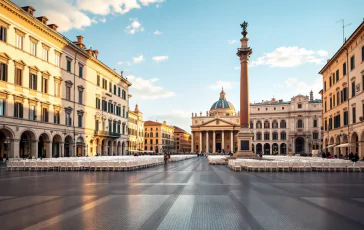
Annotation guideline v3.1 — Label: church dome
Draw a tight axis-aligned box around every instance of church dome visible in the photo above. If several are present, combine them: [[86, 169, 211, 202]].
[[210, 88, 236, 115]]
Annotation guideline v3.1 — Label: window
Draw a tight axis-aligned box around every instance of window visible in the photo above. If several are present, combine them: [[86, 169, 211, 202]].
[[330, 97, 332, 109], [66, 60, 71, 72], [256, 133, 261, 140], [41, 108, 48, 122], [272, 120, 278, 128], [329, 77, 332, 87], [0, 26, 6, 42], [13, 102, 23, 118], [256, 121, 262, 128], [95, 120, 99, 131], [351, 81, 355, 97], [343, 87, 348, 102], [362, 46, 364, 62], [336, 91, 340, 105], [313, 132, 319, 140], [54, 111, 60, 124], [334, 114, 340, 128], [350, 55, 355, 70], [29, 105, 36, 120], [102, 100, 107, 111], [328, 118, 332, 130], [352, 107, 356, 123], [324, 81, 326, 91], [41, 77, 48, 94], [250, 121, 253, 129], [343, 62, 347, 76], [102, 79, 107, 90], [122, 90, 126, 99], [336, 70, 339, 82], [118, 87, 121, 97], [42, 47, 49, 61], [264, 121, 269, 129], [0, 99, 4, 116], [79, 64, 83, 78], [280, 120, 286, 128], [96, 98, 101, 109], [109, 82, 112, 93], [78, 90, 83, 104], [123, 106, 125, 118], [0, 63, 7, 81], [78, 114, 83, 128], [66, 113, 72, 126], [333, 94, 336, 107], [297, 119, 303, 128], [298, 104, 302, 109], [31, 42, 37, 56], [344, 111, 348, 125], [113, 85, 116, 95], [29, 73, 37, 90], [282, 107, 284, 110], [264, 133, 269, 140], [97, 75, 100, 86], [313, 119, 317, 127], [55, 53, 60, 67], [54, 82, 60, 97], [15, 68, 22, 86], [273, 132, 278, 140], [108, 102, 112, 113], [150, 139, 153, 144], [280, 132, 286, 140], [66, 86, 71, 101], [324, 120, 327, 131], [16, 34, 23, 49]]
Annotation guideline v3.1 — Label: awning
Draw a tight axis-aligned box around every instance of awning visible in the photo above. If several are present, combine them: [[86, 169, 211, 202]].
[[325, 144, 336, 149], [335, 143, 356, 148]]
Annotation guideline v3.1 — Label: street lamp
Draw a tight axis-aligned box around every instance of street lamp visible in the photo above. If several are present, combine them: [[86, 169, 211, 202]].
[[4, 137, 10, 161]]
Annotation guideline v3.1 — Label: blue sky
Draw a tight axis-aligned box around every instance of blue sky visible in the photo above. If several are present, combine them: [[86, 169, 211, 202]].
[[15, 0, 364, 131]]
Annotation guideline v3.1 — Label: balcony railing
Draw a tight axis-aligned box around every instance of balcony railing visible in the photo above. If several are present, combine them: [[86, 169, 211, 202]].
[[94, 130, 121, 138]]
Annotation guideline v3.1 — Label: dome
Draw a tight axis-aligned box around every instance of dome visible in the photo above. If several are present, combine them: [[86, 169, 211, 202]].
[[210, 88, 236, 112]]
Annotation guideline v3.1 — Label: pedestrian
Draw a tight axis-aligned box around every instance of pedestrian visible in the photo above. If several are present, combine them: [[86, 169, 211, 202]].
[[164, 152, 168, 165], [352, 153, 359, 162], [349, 152, 354, 160]]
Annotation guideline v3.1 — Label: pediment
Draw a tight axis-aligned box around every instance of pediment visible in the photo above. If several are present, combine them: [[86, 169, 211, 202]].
[[199, 118, 237, 127]]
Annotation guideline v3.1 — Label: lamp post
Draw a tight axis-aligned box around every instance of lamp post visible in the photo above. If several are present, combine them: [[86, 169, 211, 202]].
[[4, 137, 10, 161]]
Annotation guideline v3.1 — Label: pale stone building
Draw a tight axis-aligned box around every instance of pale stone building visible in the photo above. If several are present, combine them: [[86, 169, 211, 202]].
[[144, 121, 175, 154], [320, 21, 364, 157], [0, 1, 131, 159], [173, 126, 191, 153], [191, 89, 322, 155], [127, 104, 144, 153]]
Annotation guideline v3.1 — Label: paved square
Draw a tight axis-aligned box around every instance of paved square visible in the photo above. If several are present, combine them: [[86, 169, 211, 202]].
[[1, 158, 364, 230]]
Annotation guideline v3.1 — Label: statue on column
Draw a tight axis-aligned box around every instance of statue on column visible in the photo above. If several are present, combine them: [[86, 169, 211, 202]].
[[240, 21, 248, 37]]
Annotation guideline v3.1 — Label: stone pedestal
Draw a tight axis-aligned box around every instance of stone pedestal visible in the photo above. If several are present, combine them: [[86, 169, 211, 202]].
[[234, 128, 256, 158]]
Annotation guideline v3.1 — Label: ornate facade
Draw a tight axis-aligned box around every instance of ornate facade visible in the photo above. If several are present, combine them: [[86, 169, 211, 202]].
[[191, 89, 322, 155], [144, 121, 175, 154], [0, 1, 131, 159], [320, 21, 364, 157], [127, 104, 144, 152]]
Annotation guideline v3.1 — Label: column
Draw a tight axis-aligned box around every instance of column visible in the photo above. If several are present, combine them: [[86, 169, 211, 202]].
[[206, 131, 209, 153], [31, 140, 37, 159], [199, 132, 202, 153], [10, 139, 20, 158], [191, 131, 194, 152], [46, 141, 52, 158], [213, 131, 216, 153], [231, 131, 234, 153], [222, 131, 225, 152], [304, 138, 309, 154], [59, 142, 64, 157], [291, 137, 295, 154]]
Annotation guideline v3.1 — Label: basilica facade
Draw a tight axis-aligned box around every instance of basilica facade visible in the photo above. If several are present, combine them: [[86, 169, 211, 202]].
[[191, 89, 323, 155]]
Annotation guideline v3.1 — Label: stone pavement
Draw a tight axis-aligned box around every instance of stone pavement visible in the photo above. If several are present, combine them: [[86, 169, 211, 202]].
[[0, 157, 364, 230]]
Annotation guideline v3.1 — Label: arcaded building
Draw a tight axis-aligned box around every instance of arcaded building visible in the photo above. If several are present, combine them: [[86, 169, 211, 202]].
[[0, 1, 131, 159], [320, 21, 364, 157], [191, 89, 322, 154]]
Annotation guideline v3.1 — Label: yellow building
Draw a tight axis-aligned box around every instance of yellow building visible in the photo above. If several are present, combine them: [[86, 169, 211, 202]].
[[0, 1, 131, 159], [319, 21, 364, 157], [144, 121, 175, 154], [127, 104, 144, 153], [173, 126, 191, 153]]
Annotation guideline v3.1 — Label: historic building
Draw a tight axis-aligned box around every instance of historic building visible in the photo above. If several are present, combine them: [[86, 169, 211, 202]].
[[144, 121, 175, 153], [191, 89, 322, 154], [173, 126, 191, 153], [127, 104, 144, 153], [0, 1, 131, 159], [320, 21, 364, 157]]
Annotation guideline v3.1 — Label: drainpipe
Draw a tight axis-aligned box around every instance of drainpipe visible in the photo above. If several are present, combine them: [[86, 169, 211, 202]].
[[73, 51, 79, 157]]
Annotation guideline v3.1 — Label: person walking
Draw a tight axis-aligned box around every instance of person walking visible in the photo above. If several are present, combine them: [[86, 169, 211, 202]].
[[164, 152, 168, 165]]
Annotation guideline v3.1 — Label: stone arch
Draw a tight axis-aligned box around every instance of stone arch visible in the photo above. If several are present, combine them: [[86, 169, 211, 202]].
[[0, 126, 15, 159], [76, 136, 84, 157], [256, 143, 262, 154], [19, 130, 37, 159], [360, 130, 364, 158], [64, 135, 73, 157], [280, 143, 287, 155], [117, 141, 121, 155], [264, 143, 270, 155], [256, 120, 262, 129], [272, 143, 278, 154], [52, 134, 62, 158], [272, 120, 278, 129], [264, 120, 270, 129], [280, 120, 286, 128], [350, 132, 359, 154]]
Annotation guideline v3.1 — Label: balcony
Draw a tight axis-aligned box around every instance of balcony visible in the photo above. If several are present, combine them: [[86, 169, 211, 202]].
[[94, 130, 121, 138]]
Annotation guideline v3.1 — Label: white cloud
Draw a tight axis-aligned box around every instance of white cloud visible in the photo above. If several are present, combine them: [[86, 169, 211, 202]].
[[228, 40, 237, 44], [154, 30, 162, 35], [125, 18, 144, 34], [147, 110, 191, 132], [156, 4, 160, 8], [152, 56, 169, 62], [250, 46, 329, 67], [126, 75, 175, 100], [133, 55, 144, 63], [100, 18, 106, 23], [234, 66, 240, 70], [13, 0, 163, 32], [278, 77, 322, 97], [209, 81, 237, 90]]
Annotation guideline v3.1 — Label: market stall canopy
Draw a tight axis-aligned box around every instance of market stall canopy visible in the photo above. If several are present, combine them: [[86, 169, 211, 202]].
[[335, 143, 355, 148]]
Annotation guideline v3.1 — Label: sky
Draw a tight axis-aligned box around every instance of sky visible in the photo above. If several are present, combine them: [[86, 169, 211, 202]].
[[13, 0, 364, 132]]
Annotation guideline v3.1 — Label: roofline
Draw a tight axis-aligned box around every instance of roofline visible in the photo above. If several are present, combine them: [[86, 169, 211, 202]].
[[319, 20, 364, 74]]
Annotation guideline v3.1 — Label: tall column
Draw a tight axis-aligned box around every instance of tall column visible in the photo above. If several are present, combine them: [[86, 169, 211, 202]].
[[199, 132, 202, 153], [59, 142, 64, 157], [222, 131, 225, 152], [31, 140, 37, 159], [291, 137, 295, 155], [213, 131, 216, 153], [191, 131, 194, 152], [231, 131, 234, 153], [46, 141, 52, 158], [206, 131, 209, 153], [10, 139, 20, 158]]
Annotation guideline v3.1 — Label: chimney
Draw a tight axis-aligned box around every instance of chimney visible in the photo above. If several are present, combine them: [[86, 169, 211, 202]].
[[310, 90, 314, 101], [163, 121, 167, 125], [36, 16, 48, 24], [93, 50, 99, 59], [86, 48, 93, 55], [120, 71, 124, 78], [47, 24, 58, 31], [73, 36, 86, 49], [21, 6, 35, 16]]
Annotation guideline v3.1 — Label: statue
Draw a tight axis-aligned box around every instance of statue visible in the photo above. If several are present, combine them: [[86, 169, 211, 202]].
[[192, 112, 194, 117], [240, 21, 248, 38]]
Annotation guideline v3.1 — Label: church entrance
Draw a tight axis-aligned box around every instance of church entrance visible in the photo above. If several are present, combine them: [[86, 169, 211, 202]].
[[295, 137, 304, 154], [216, 143, 221, 153]]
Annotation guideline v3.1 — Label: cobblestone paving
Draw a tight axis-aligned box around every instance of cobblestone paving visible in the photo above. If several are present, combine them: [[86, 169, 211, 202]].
[[1, 157, 364, 230]]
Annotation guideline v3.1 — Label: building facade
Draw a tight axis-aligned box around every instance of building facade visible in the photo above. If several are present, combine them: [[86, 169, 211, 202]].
[[144, 121, 175, 154], [191, 89, 322, 154], [127, 104, 144, 153], [0, 1, 131, 159], [320, 21, 364, 157], [173, 126, 191, 153]]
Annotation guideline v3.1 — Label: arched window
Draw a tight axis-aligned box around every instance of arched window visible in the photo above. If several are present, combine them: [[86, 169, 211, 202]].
[[256, 132, 261, 140], [122, 90, 126, 99], [264, 133, 270, 140], [272, 120, 278, 129], [150, 132, 153, 138], [280, 120, 286, 128], [256, 121, 262, 129], [280, 132, 286, 140], [264, 120, 270, 129], [297, 119, 303, 128], [272, 132, 278, 140], [156, 132, 159, 137], [250, 120, 253, 129]]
